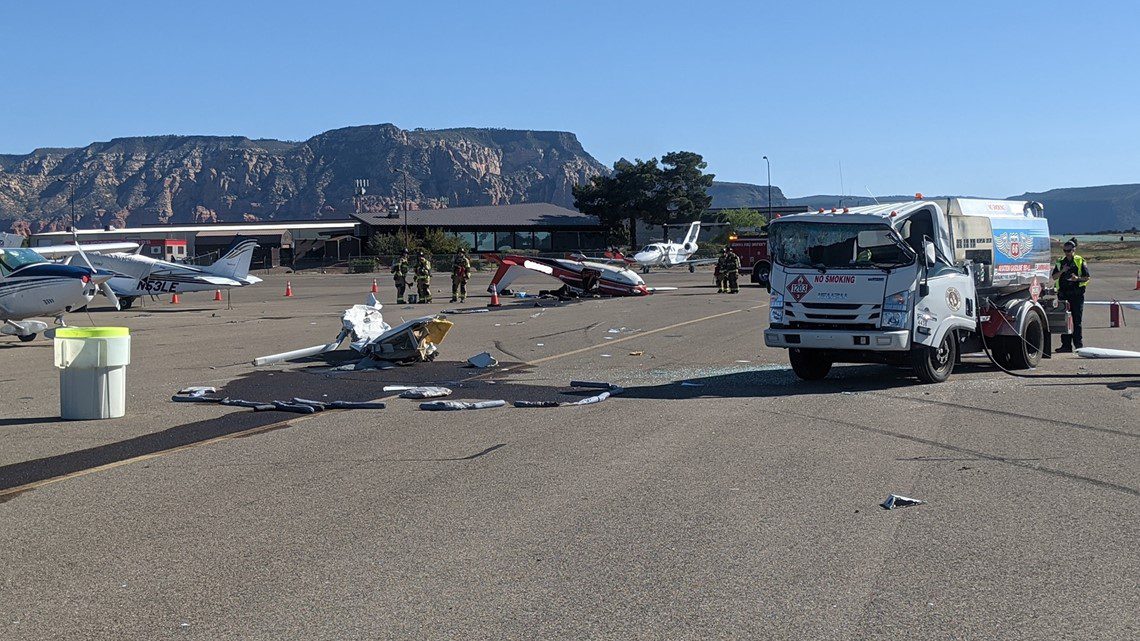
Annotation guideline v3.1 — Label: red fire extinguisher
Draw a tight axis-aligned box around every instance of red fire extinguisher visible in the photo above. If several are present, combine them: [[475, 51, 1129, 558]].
[[1110, 300, 1126, 328]]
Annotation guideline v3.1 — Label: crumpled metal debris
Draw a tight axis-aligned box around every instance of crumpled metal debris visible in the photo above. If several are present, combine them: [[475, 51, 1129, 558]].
[[253, 294, 453, 366], [397, 386, 453, 399], [466, 352, 498, 368], [420, 399, 507, 411], [513, 381, 625, 408], [881, 494, 925, 510]]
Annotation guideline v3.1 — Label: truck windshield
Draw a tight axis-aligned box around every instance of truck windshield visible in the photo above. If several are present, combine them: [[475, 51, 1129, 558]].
[[770, 222, 913, 269]]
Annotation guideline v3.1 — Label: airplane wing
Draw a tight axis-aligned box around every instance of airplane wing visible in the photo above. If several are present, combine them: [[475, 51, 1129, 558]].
[[679, 257, 719, 267], [33, 242, 140, 258], [569, 250, 633, 266]]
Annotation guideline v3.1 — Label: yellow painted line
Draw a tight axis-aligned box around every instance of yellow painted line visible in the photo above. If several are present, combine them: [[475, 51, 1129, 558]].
[[0, 303, 765, 498]]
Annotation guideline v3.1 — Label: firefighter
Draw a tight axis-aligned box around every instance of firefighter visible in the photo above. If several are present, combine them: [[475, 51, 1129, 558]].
[[414, 250, 433, 303], [451, 247, 471, 302], [390, 248, 410, 304], [715, 247, 727, 293], [722, 245, 741, 293], [1051, 239, 1090, 352]]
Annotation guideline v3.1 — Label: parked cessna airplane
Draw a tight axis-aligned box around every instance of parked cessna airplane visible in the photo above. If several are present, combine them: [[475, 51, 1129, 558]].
[[485, 254, 651, 297], [80, 237, 262, 309], [575, 221, 717, 273], [0, 235, 112, 341]]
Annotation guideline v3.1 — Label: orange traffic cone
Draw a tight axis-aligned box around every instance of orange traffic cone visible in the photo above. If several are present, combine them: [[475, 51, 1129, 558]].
[[371, 278, 379, 294], [214, 289, 223, 301], [284, 281, 293, 297], [488, 283, 501, 307], [170, 292, 180, 304]]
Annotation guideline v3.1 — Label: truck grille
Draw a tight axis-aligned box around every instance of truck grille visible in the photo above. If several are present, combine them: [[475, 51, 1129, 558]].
[[784, 302, 883, 328]]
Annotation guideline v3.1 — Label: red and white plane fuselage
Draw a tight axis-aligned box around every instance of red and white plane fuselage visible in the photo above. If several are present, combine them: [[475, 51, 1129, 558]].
[[486, 255, 650, 297]]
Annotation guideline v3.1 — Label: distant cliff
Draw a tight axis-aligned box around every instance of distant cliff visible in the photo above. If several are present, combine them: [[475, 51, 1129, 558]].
[[0, 125, 606, 233], [789, 187, 1140, 233], [708, 181, 787, 209], [1012, 184, 1140, 233]]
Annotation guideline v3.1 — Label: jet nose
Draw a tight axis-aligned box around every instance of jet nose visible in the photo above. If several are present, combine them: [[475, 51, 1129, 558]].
[[634, 251, 658, 262]]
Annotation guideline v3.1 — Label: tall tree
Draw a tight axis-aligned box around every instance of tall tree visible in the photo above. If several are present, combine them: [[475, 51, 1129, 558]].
[[650, 151, 715, 240], [574, 158, 660, 247]]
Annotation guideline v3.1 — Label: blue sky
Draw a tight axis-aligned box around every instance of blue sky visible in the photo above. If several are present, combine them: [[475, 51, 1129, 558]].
[[2, 1, 1137, 198]]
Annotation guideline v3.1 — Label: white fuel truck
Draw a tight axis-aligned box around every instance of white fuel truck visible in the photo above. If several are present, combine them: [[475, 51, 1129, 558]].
[[763, 197, 1068, 383]]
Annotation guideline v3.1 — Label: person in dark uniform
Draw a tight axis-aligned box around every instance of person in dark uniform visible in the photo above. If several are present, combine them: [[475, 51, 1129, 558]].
[[1051, 239, 1090, 352], [722, 245, 741, 293], [390, 248, 410, 304], [414, 250, 433, 303], [450, 248, 471, 303]]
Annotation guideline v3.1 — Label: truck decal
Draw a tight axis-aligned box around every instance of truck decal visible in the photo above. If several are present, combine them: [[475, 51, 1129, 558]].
[[788, 274, 813, 301]]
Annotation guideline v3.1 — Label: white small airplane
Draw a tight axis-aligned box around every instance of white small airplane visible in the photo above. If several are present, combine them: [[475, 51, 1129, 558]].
[[579, 221, 718, 274], [73, 237, 263, 309], [0, 233, 120, 341]]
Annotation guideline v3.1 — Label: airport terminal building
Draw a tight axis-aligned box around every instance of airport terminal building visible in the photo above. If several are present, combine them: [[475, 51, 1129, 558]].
[[351, 203, 610, 252]]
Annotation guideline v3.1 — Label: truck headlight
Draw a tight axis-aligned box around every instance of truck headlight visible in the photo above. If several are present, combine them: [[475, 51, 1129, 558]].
[[769, 293, 784, 324], [883, 290, 910, 312], [882, 311, 907, 328]]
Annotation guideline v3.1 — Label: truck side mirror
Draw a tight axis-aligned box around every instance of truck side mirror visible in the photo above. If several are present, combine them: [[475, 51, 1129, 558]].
[[923, 240, 937, 267]]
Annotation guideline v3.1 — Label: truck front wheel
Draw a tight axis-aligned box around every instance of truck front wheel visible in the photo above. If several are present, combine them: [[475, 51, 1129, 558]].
[[911, 331, 956, 383], [789, 348, 832, 380]]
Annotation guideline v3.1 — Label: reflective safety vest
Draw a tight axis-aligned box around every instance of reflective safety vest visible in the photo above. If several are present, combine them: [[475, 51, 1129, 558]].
[[1054, 254, 1088, 289]]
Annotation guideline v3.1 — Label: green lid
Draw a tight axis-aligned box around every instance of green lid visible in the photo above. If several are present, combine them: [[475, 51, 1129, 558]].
[[54, 327, 130, 339]]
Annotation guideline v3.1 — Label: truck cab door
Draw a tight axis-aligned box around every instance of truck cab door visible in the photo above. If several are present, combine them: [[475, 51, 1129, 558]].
[[914, 240, 975, 348]]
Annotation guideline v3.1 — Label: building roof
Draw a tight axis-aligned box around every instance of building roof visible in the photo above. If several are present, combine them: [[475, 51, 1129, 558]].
[[352, 202, 602, 229], [32, 221, 357, 239]]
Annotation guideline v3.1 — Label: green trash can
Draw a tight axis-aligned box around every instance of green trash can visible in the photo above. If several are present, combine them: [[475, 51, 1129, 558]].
[[53, 327, 131, 420]]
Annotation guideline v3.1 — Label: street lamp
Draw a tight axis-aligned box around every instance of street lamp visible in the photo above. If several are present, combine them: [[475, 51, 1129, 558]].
[[762, 156, 772, 222]]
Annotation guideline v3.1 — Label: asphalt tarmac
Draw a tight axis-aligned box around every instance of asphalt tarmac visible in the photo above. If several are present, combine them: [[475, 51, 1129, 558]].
[[2, 263, 1138, 640]]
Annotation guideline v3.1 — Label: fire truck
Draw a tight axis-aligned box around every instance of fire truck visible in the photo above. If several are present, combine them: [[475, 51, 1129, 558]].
[[727, 227, 771, 287]]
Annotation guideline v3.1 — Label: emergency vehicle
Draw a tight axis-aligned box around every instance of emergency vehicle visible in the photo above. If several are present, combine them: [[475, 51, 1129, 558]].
[[727, 227, 770, 286]]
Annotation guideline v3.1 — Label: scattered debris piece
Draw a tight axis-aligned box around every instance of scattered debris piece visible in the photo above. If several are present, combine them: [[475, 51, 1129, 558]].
[[536, 343, 545, 346], [178, 386, 217, 395], [1076, 347, 1140, 359], [570, 380, 614, 389], [881, 494, 925, 510], [734, 360, 751, 363], [514, 381, 624, 408], [398, 386, 453, 399], [601, 354, 612, 358], [628, 351, 643, 356], [466, 352, 499, 368], [420, 399, 507, 411], [841, 391, 858, 396], [440, 307, 491, 314]]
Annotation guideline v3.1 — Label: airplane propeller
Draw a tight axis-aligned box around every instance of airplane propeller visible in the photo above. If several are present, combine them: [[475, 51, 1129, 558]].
[[70, 231, 121, 311]]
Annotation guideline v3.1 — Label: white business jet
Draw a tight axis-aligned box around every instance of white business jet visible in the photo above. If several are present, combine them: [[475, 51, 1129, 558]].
[[629, 221, 718, 273]]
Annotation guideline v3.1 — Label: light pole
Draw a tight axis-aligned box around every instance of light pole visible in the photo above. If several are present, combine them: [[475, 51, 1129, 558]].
[[762, 156, 772, 222], [394, 167, 410, 249]]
